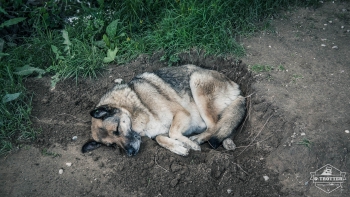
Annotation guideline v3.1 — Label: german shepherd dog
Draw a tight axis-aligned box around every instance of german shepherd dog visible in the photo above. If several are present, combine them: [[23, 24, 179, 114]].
[[82, 65, 246, 156]]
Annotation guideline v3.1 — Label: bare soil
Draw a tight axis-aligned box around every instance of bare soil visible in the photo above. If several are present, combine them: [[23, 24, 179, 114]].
[[1, 1, 349, 197]]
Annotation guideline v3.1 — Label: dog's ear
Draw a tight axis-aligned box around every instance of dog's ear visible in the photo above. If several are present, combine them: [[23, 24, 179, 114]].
[[90, 106, 120, 119], [82, 140, 102, 153]]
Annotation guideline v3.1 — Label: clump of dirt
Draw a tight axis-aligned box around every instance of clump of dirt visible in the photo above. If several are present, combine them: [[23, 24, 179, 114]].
[[1, 1, 350, 197]]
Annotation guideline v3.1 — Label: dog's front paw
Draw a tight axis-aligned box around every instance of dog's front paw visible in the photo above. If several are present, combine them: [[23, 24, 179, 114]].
[[186, 142, 201, 151], [222, 138, 236, 150], [189, 134, 205, 145], [174, 146, 190, 156]]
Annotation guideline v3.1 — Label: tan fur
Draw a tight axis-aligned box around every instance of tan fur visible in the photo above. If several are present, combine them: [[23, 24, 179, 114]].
[[83, 65, 246, 156]]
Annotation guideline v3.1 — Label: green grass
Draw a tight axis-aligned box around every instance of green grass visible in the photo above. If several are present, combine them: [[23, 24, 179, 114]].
[[292, 74, 303, 83], [297, 138, 312, 149], [0, 65, 38, 155], [41, 148, 61, 158], [0, 0, 320, 155]]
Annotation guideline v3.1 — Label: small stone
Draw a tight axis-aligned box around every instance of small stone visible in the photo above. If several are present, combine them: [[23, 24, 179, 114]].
[[170, 178, 179, 187], [263, 175, 269, 181], [341, 26, 344, 29], [41, 97, 49, 104], [345, 130, 349, 134], [332, 46, 338, 49], [171, 164, 182, 172], [329, 21, 332, 23], [72, 136, 78, 141], [324, 24, 327, 26], [300, 132, 306, 136], [114, 78, 123, 84], [59, 169, 64, 174], [227, 189, 233, 194], [66, 162, 72, 167], [305, 181, 309, 185], [321, 44, 326, 47]]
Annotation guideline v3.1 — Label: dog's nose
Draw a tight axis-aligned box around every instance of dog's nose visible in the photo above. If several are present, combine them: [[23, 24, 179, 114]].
[[134, 134, 141, 140], [126, 147, 137, 156]]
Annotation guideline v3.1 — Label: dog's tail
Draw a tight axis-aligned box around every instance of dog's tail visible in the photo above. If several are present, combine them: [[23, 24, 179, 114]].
[[208, 96, 246, 149]]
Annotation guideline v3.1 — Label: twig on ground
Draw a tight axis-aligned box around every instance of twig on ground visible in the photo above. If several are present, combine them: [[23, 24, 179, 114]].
[[154, 152, 169, 172], [233, 162, 249, 175], [224, 134, 273, 152], [236, 114, 273, 157], [240, 92, 254, 134], [218, 170, 228, 185]]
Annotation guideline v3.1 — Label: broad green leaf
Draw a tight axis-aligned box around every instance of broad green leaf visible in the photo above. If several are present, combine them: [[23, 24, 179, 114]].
[[102, 34, 110, 48], [103, 46, 118, 63], [106, 19, 119, 39], [14, 65, 46, 78], [0, 52, 9, 57], [51, 45, 59, 54], [62, 30, 72, 52], [94, 40, 107, 49], [2, 93, 21, 103], [50, 74, 60, 88], [51, 45, 64, 60], [0, 17, 26, 28], [0, 7, 8, 15]]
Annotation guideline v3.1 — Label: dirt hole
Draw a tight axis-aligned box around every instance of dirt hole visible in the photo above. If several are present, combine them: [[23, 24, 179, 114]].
[[24, 52, 286, 196]]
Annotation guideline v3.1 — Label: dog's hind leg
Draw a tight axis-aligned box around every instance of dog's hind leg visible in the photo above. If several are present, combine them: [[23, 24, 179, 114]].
[[189, 71, 245, 147], [207, 95, 246, 149], [155, 135, 190, 156]]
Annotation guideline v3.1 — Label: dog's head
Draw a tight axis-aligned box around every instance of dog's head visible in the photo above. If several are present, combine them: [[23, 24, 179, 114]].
[[82, 105, 141, 156]]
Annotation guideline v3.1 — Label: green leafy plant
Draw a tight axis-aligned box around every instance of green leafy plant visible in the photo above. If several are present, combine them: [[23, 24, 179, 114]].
[[297, 138, 312, 149], [0, 17, 26, 28], [48, 30, 104, 87], [250, 64, 274, 72], [0, 65, 38, 156], [0, 6, 26, 58], [14, 65, 46, 78], [42, 148, 61, 158], [100, 19, 127, 63], [2, 92, 21, 103], [0, 6, 26, 28], [292, 74, 303, 83]]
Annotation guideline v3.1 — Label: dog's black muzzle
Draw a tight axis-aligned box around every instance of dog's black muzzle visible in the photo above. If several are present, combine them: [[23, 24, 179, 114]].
[[125, 131, 141, 156]]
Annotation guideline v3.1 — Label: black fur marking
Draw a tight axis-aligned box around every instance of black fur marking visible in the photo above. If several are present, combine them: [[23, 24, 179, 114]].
[[90, 105, 120, 120], [82, 140, 102, 153], [208, 137, 221, 149], [153, 66, 194, 95]]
